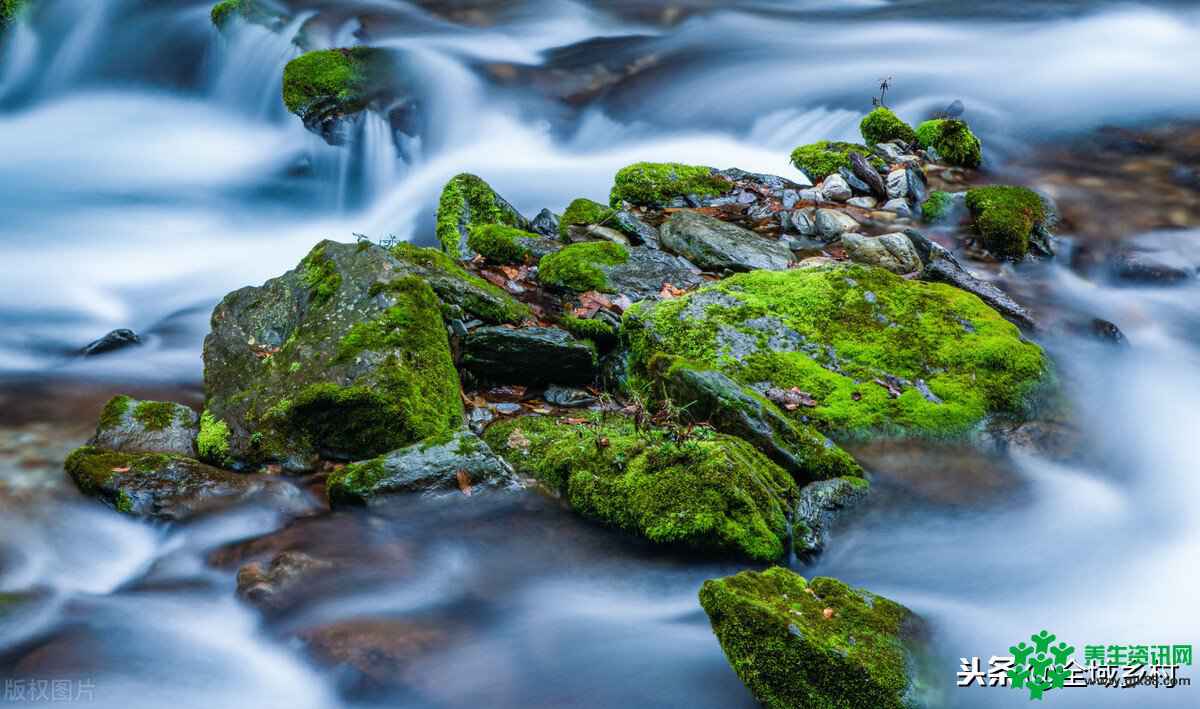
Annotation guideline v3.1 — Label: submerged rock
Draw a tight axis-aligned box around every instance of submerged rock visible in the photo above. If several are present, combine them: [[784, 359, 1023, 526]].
[[624, 264, 1049, 437], [81, 328, 141, 356], [460, 326, 597, 386], [65, 446, 310, 521], [90, 396, 198, 456], [327, 430, 518, 506], [699, 567, 933, 709], [659, 210, 792, 273], [1109, 248, 1194, 285], [485, 414, 799, 562], [793, 477, 869, 556], [237, 550, 334, 610], [435, 173, 531, 260], [202, 241, 466, 468]]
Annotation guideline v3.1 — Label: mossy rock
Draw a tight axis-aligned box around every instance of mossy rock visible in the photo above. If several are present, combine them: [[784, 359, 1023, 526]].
[[609, 162, 732, 208], [558, 198, 616, 240], [623, 264, 1050, 438], [538, 240, 629, 292], [387, 241, 529, 324], [65, 446, 308, 521], [915, 119, 982, 168], [860, 107, 917, 147], [484, 413, 798, 562], [327, 430, 518, 506], [466, 223, 536, 264], [964, 185, 1047, 260], [282, 48, 391, 143], [436, 173, 531, 259], [920, 191, 954, 223], [699, 567, 933, 709], [90, 396, 199, 457], [202, 240, 469, 469], [210, 0, 282, 31], [1, 0, 31, 29], [559, 314, 618, 347], [790, 141, 886, 182]]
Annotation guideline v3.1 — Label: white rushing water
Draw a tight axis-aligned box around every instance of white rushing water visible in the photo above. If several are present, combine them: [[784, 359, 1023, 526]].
[[1, 1, 1199, 707]]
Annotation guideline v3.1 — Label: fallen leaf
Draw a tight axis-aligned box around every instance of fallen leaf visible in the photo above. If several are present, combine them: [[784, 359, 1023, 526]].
[[823, 608, 835, 620], [531, 406, 552, 415], [873, 377, 902, 399], [659, 283, 686, 298], [456, 469, 473, 496], [507, 429, 531, 451], [111, 466, 130, 473]]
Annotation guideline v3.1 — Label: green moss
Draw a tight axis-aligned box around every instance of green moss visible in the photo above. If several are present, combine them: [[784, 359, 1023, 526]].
[[132, 401, 180, 432], [859, 107, 917, 146], [1, 0, 30, 29], [560, 314, 617, 346], [485, 414, 798, 561], [197, 410, 231, 464], [538, 241, 628, 292], [623, 265, 1049, 438], [436, 173, 526, 259], [300, 243, 342, 305], [920, 190, 952, 222], [98, 395, 132, 430], [65, 446, 172, 496], [609, 162, 731, 208], [559, 198, 616, 239], [699, 567, 924, 709], [210, 0, 241, 27], [466, 223, 532, 264], [282, 48, 381, 117], [389, 241, 529, 323], [293, 276, 462, 456], [916, 118, 982, 168], [965, 185, 1047, 260], [790, 141, 885, 181]]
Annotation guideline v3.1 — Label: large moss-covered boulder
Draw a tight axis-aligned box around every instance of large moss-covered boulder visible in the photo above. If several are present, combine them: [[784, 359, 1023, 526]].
[[650, 357, 862, 483], [860, 107, 917, 147], [436, 173, 531, 260], [484, 414, 798, 562], [916, 119, 982, 168], [65, 446, 309, 521], [964, 185, 1048, 260], [282, 48, 392, 144], [609, 162, 732, 208], [700, 567, 933, 709], [90, 396, 199, 456], [624, 264, 1049, 438], [202, 241, 467, 469], [327, 430, 518, 506], [790, 141, 885, 182]]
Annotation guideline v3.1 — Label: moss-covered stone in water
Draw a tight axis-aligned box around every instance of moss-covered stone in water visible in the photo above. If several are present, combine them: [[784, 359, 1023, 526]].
[[623, 264, 1049, 438], [211, 0, 278, 29], [609, 162, 731, 208], [485, 413, 798, 562], [538, 241, 628, 292], [699, 567, 929, 709], [197, 410, 231, 464], [99, 395, 132, 431], [466, 223, 533, 264], [790, 141, 886, 181], [916, 118, 982, 168], [388, 242, 528, 324], [921, 190, 953, 223], [282, 48, 387, 140], [132, 401, 180, 432], [965, 185, 1047, 260], [436, 173, 529, 259], [558, 198, 616, 239], [859, 107, 917, 146]]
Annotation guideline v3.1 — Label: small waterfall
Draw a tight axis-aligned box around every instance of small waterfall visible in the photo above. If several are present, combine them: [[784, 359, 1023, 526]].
[[208, 12, 314, 121], [360, 110, 403, 206], [0, 17, 38, 102], [37, 0, 114, 93]]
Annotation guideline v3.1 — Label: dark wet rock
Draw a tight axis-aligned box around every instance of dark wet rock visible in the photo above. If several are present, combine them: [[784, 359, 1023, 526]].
[[89, 396, 198, 456], [1109, 248, 1194, 285], [202, 241, 475, 469], [611, 209, 660, 248], [652, 360, 862, 483], [717, 168, 811, 191], [605, 246, 704, 300], [1088, 318, 1128, 346], [81, 328, 141, 356], [300, 618, 452, 694], [980, 419, 1083, 462], [543, 385, 597, 407], [660, 210, 791, 272], [1171, 165, 1200, 191], [436, 173, 531, 260], [237, 550, 334, 611], [906, 166, 928, 205], [326, 430, 518, 506], [460, 327, 597, 386], [907, 230, 1036, 329], [529, 208, 560, 238], [820, 174, 852, 202], [65, 446, 312, 521], [700, 568, 934, 709], [793, 477, 869, 556], [838, 167, 871, 195]]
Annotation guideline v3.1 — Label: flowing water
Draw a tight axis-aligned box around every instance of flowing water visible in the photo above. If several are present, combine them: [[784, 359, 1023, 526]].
[[1, 1, 1199, 707]]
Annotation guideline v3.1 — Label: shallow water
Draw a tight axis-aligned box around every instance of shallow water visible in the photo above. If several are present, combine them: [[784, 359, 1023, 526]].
[[1, 1, 1199, 707]]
